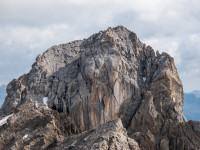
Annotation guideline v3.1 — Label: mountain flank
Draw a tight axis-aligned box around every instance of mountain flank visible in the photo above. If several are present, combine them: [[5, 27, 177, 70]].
[[0, 26, 200, 150]]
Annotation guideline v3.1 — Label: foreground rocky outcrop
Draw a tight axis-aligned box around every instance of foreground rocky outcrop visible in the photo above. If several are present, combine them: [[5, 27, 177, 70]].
[[0, 103, 79, 149], [57, 119, 140, 150], [0, 26, 200, 149]]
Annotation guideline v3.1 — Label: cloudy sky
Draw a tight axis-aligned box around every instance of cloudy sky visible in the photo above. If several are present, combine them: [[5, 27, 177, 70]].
[[0, 0, 199, 92]]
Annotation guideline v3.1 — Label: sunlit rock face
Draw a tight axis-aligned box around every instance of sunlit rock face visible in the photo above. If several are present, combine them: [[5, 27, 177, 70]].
[[1, 26, 199, 150]]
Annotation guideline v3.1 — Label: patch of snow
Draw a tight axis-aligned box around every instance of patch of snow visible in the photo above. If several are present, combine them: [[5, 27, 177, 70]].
[[143, 77, 146, 82], [23, 134, 28, 139], [35, 101, 39, 108], [0, 114, 13, 126], [183, 115, 187, 122], [43, 97, 48, 107]]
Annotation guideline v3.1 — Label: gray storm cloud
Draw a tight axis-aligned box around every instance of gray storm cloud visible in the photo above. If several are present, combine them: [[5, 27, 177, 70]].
[[0, 0, 200, 92]]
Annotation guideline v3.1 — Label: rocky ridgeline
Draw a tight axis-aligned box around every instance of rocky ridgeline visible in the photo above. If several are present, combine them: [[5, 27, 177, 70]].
[[0, 26, 200, 150]]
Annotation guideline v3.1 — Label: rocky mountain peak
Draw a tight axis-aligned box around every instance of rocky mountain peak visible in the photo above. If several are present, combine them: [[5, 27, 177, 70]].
[[0, 26, 200, 149]]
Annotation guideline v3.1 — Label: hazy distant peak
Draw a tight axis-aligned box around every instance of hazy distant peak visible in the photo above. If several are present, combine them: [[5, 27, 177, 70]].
[[0, 85, 6, 89], [190, 90, 200, 98]]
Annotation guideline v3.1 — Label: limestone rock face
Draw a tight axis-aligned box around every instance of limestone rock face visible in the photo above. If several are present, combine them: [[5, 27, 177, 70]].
[[0, 26, 200, 149]]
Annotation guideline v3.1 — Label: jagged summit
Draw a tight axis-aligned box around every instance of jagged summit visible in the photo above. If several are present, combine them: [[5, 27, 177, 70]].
[[0, 26, 200, 150]]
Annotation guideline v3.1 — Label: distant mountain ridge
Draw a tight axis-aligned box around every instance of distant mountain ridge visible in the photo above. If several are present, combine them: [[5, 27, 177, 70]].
[[183, 90, 200, 121], [0, 85, 6, 108], [190, 90, 200, 98]]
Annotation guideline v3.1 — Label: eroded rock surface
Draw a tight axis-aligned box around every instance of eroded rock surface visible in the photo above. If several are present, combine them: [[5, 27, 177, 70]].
[[57, 119, 140, 150], [0, 26, 200, 149]]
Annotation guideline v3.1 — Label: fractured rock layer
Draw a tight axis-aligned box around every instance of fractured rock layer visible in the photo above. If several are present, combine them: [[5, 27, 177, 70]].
[[57, 119, 140, 150]]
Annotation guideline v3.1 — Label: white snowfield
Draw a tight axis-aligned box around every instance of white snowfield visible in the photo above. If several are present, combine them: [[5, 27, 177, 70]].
[[0, 114, 13, 126], [43, 97, 48, 107], [34, 97, 49, 109], [23, 134, 28, 139]]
